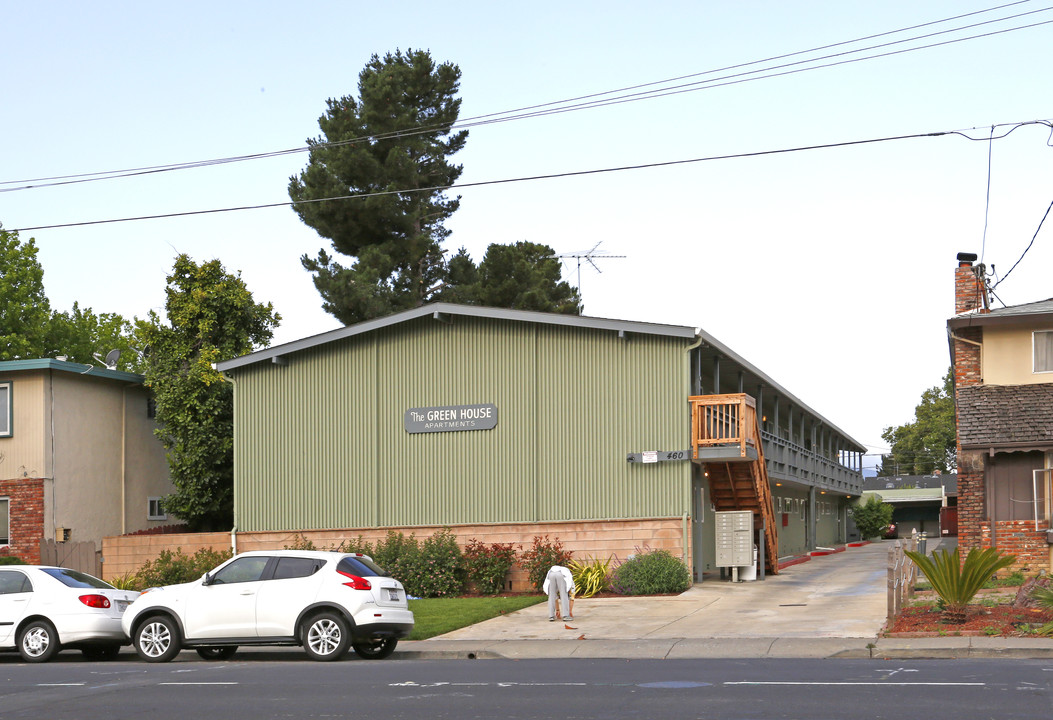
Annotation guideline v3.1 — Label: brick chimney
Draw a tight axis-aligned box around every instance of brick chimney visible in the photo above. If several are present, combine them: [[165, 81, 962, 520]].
[[954, 252, 988, 314]]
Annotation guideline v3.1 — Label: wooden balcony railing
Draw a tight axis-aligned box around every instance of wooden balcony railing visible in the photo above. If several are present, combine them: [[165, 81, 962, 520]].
[[689, 393, 757, 461]]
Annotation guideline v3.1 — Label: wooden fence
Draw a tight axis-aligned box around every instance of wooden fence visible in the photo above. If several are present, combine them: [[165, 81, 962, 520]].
[[39, 539, 102, 577], [886, 533, 921, 625]]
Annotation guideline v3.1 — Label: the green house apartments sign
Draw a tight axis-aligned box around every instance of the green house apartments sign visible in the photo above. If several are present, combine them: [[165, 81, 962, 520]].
[[404, 403, 498, 434]]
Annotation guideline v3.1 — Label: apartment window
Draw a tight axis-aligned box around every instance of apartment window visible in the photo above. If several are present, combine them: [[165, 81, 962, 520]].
[[0, 382, 10, 437], [147, 497, 167, 521], [0, 498, 9, 546], [1035, 331, 1053, 373]]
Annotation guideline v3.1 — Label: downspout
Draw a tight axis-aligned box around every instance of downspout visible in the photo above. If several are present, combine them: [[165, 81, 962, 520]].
[[215, 366, 238, 555], [684, 334, 705, 576], [121, 386, 127, 535]]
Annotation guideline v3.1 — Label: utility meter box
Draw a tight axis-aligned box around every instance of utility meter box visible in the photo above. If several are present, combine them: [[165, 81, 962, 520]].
[[715, 510, 753, 567]]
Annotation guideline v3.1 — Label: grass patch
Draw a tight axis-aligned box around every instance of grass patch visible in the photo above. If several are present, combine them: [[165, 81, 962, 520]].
[[408, 595, 545, 640]]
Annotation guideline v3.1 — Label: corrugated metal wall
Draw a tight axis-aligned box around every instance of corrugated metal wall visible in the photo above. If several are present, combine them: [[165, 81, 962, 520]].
[[232, 315, 691, 532]]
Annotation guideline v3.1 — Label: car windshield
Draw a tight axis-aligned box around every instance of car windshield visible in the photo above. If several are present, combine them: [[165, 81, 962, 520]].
[[41, 568, 114, 589], [337, 555, 390, 577]]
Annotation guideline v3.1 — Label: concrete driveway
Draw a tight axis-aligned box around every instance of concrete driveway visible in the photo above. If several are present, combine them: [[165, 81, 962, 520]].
[[438, 540, 900, 642]]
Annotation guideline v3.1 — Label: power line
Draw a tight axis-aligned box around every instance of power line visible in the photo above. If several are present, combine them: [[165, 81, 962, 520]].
[[2, 3, 1049, 193], [8, 128, 968, 233]]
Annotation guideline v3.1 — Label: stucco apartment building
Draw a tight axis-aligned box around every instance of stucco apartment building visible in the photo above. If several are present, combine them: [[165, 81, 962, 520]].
[[0, 359, 174, 570], [949, 253, 1053, 573]]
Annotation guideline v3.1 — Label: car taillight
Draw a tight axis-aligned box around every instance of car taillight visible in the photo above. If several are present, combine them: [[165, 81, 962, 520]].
[[337, 570, 371, 590], [79, 594, 111, 609]]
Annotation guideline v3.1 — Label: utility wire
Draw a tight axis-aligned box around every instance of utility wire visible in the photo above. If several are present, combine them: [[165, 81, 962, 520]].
[[2, 2, 1049, 193], [1, 126, 994, 233], [992, 195, 1053, 288]]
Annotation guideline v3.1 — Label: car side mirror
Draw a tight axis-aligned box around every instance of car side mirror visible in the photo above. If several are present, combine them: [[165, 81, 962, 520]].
[[202, 572, 212, 586]]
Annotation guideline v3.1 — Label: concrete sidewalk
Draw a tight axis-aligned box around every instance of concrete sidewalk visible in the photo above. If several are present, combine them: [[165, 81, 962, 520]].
[[395, 540, 1053, 661]]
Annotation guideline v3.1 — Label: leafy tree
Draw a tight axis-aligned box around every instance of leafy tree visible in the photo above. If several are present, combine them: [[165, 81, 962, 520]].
[[439, 242, 580, 313], [852, 495, 894, 540], [289, 49, 468, 324], [138, 255, 279, 530], [46, 302, 138, 370], [0, 227, 51, 360], [878, 370, 956, 475]]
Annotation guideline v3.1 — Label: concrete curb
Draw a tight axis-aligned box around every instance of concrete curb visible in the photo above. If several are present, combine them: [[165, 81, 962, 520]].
[[395, 636, 1053, 661]]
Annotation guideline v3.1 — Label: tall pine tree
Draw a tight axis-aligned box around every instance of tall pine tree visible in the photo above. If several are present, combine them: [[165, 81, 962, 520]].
[[289, 49, 467, 324]]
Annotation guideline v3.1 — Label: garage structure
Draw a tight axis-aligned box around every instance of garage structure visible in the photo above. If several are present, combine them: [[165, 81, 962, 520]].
[[216, 303, 865, 580]]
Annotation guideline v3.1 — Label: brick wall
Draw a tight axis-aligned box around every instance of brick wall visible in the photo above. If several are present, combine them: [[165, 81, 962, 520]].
[[102, 518, 686, 589], [0, 478, 45, 564], [978, 520, 1052, 574], [955, 262, 986, 315]]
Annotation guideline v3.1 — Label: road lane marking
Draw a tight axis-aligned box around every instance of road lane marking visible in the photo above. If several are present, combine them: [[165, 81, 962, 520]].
[[38, 683, 86, 687], [159, 682, 239, 686], [726, 682, 984, 686]]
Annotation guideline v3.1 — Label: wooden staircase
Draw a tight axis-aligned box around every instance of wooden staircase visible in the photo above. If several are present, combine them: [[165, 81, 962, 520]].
[[690, 394, 778, 575]]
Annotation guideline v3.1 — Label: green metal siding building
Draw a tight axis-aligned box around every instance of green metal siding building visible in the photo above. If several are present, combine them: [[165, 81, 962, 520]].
[[217, 303, 866, 578]]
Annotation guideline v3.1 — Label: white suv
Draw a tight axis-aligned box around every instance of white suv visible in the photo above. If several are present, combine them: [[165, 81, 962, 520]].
[[121, 550, 413, 662]]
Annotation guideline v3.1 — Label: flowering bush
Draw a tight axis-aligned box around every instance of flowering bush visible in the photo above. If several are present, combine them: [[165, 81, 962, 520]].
[[519, 535, 574, 591], [412, 528, 464, 598], [463, 539, 518, 594]]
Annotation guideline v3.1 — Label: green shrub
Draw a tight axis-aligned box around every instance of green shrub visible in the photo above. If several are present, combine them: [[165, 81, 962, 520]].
[[569, 555, 613, 598], [904, 546, 1016, 623], [283, 532, 373, 553], [463, 539, 517, 595], [610, 547, 691, 596], [519, 535, 574, 591], [0, 555, 27, 565], [852, 495, 894, 540], [368, 528, 465, 598], [134, 547, 233, 589], [412, 528, 464, 598]]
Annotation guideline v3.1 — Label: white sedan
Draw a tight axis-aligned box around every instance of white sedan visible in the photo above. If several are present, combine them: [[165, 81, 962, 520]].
[[0, 565, 140, 662]]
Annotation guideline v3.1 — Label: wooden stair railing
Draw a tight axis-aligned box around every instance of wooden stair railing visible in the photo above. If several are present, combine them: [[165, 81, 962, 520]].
[[690, 394, 779, 575]]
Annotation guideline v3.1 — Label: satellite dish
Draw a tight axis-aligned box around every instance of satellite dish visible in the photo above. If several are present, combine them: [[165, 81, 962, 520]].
[[104, 349, 121, 369]]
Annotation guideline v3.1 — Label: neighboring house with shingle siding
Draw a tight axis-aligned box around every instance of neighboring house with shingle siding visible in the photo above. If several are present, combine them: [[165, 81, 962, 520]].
[[947, 253, 1053, 573]]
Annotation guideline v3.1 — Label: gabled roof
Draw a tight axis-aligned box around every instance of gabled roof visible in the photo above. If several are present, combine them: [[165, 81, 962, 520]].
[[956, 383, 1053, 451], [948, 297, 1053, 330], [216, 302, 697, 372], [0, 358, 144, 384], [215, 302, 867, 452]]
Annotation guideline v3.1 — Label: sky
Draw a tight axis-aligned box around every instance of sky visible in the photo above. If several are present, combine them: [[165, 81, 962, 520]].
[[3, 1, 1052, 468]]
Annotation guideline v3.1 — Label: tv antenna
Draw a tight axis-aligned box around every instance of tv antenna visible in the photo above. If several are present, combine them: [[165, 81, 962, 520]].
[[548, 242, 625, 307]]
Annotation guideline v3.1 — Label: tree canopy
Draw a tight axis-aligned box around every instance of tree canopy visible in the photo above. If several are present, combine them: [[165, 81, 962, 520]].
[[0, 226, 137, 368], [0, 227, 52, 360], [438, 241, 580, 313], [290, 48, 468, 324], [878, 370, 956, 476], [138, 255, 279, 530]]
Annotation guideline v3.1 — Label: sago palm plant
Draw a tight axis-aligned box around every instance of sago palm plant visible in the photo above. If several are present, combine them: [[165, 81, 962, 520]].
[[1029, 583, 1053, 635], [903, 546, 1016, 623]]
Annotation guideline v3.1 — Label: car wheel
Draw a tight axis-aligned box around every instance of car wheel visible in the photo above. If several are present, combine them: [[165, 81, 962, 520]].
[[302, 612, 350, 661], [81, 644, 122, 661], [352, 637, 398, 660], [196, 646, 238, 661], [18, 620, 60, 663], [134, 615, 182, 663]]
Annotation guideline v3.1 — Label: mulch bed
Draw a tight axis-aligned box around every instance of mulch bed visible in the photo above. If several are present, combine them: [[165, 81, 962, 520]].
[[885, 603, 1053, 637]]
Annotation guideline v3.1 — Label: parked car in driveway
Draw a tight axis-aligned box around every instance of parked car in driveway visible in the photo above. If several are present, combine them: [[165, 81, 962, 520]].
[[0, 565, 140, 663], [122, 550, 413, 662]]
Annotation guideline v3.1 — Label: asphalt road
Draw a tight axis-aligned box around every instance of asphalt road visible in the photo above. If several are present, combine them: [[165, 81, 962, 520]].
[[1, 653, 1051, 719]]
